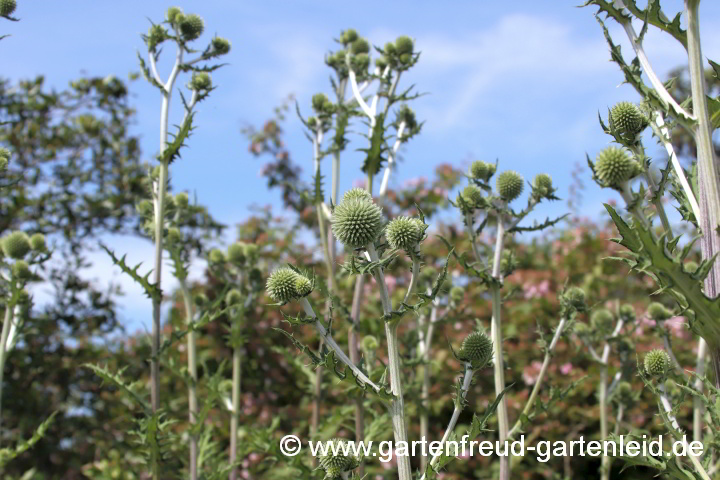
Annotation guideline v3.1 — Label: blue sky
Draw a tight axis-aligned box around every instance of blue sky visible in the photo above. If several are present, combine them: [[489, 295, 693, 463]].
[[4, 1, 720, 331]]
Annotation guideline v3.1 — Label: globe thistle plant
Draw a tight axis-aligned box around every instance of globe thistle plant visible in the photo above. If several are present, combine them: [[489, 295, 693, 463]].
[[609, 101, 647, 144], [647, 302, 672, 321], [179, 14, 204, 41], [593, 147, 638, 188], [0, 0, 16, 18], [458, 330, 493, 367], [644, 349, 671, 378], [331, 197, 384, 248], [496, 170, 524, 202], [385, 216, 423, 252], [266, 267, 300, 303], [2, 231, 30, 259], [317, 438, 359, 478]]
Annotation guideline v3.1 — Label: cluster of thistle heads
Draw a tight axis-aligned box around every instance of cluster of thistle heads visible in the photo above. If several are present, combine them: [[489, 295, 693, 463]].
[[590, 102, 649, 189], [456, 160, 556, 214], [0, 0, 16, 19], [136, 178, 197, 241], [1, 231, 46, 280]]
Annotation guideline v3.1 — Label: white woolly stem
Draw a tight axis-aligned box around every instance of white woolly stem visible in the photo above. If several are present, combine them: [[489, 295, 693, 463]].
[[378, 121, 406, 202], [693, 338, 707, 443]]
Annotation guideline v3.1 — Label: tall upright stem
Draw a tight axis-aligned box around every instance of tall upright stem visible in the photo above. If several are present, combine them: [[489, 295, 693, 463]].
[[693, 338, 707, 443], [229, 345, 242, 480], [0, 305, 13, 443], [686, 0, 720, 386], [599, 367, 609, 480], [179, 280, 197, 480]]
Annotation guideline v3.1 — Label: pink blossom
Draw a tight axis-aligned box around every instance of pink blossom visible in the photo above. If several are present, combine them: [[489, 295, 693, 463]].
[[403, 176, 427, 188], [560, 362, 573, 375], [522, 360, 544, 385], [352, 178, 366, 188], [522, 280, 550, 300], [666, 316, 689, 339]]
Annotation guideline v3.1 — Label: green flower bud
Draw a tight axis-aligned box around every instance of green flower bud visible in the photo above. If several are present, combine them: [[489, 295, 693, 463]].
[[362, 335, 379, 351], [175, 192, 189, 208], [469, 161, 489, 181], [318, 438, 359, 477], [166, 6, 183, 24], [295, 275, 313, 297], [243, 243, 259, 263], [0, 156, 7, 173], [2, 232, 31, 259], [0, 147, 10, 162], [15, 289, 30, 306], [595, 147, 635, 187], [342, 188, 372, 203], [384, 42, 396, 56], [461, 185, 483, 207], [612, 381, 635, 406], [137, 199, 153, 218], [591, 308, 614, 334], [647, 302, 672, 321], [147, 24, 168, 49], [249, 267, 262, 284], [532, 173, 553, 198], [226, 288, 243, 306], [496, 171, 524, 202], [375, 56, 388, 71], [350, 38, 370, 55], [307, 116, 317, 128], [644, 349, 670, 377], [29, 233, 46, 252], [458, 330, 493, 366], [396, 104, 417, 129], [563, 286, 586, 311], [266, 267, 299, 303], [208, 248, 226, 264], [12, 260, 31, 280], [450, 286, 465, 303], [573, 322, 591, 337], [166, 227, 182, 244], [0, 0, 16, 17], [312, 93, 330, 112], [342, 29, 358, 45], [211, 37, 231, 55], [331, 198, 384, 248], [385, 216, 422, 251], [227, 242, 247, 265], [399, 53, 412, 65], [395, 35, 414, 55], [193, 293, 208, 307], [179, 14, 204, 40], [610, 101, 647, 141], [352, 53, 370, 72], [190, 72, 212, 91], [684, 261, 699, 274], [619, 304, 636, 323]]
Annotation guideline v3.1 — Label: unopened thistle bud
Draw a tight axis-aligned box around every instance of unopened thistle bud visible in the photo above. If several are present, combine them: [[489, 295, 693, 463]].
[[610, 101, 647, 142], [375, 56, 388, 71], [395, 35, 414, 55], [29, 233, 46, 252], [591, 308, 614, 334], [137, 199, 153, 218], [0, 0, 16, 17], [469, 161, 489, 181], [450, 286, 465, 303], [396, 104, 417, 129], [147, 24, 168, 49], [341, 29, 358, 45], [312, 93, 330, 113], [385, 216, 422, 251], [647, 302, 672, 321], [193, 293, 208, 307], [350, 38, 370, 55], [211, 37, 231, 55], [190, 72, 212, 91], [179, 14, 204, 40], [266, 267, 299, 303], [227, 242, 246, 265], [573, 322, 591, 338], [613, 381, 635, 406], [12, 260, 31, 280], [342, 187, 372, 203], [352, 53, 370, 73], [0, 147, 10, 161], [166, 227, 182, 244], [532, 173, 553, 198], [174, 192, 189, 208], [166, 6, 183, 25], [594, 147, 635, 187], [2, 231, 31, 259], [295, 275, 313, 297], [496, 171, 524, 202], [459, 330, 493, 366], [644, 349, 670, 378], [461, 185, 483, 207], [562, 286, 586, 311], [225, 288, 243, 306], [384, 42, 396, 56], [208, 248, 226, 264], [318, 438, 359, 478], [243, 243, 259, 264], [684, 261, 699, 274], [619, 304, 636, 323], [331, 197, 384, 248]]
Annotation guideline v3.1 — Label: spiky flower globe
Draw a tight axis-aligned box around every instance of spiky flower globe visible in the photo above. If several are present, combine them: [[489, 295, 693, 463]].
[[166, 227, 182, 244], [342, 187, 372, 203], [385, 216, 422, 251], [350, 38, 370, 55], [341, 29, 358, 45], [266, 267, 299, 303], [610, 101, 647, 141], [331, 198, 383, 248], [2, 232, 31, 259], [179, 14, 204, 40], [243, 243, 259, 264], [0, 0, 16, 17], [532, 173, 553, 198], [573, 322, 591, 338], [12, 260, 31, 280], [318, 438, 358, 478], [459, 331, 493, 366], [227, 242, 247, 265], [396, 105, 417, 129], [226, 289, 243, 306], [496, 171, 524, 202], [395, 35, 414, 55], [295, 275, 313, 297], [190, 72, 212, 91], [591, 308, 614, 334], [0, 147, 9, 171], [595, 147, 634, 187], [619, 304, 636, 323], [616, 337, 635, 355], [29, 233, 46, 252], [563, 286, 586, 311], [644, 349, 670, 378], [469, 161, 490, 181], [147, 24, 168, 50], [647, 302, 672, 321], [613, 381, 635, 406], [208, 248, 226, 264], [461, 185, 483, 208], [450, 286, 465, 303], [174, 192, 189, 209], [212, 37, 231, 55], [166, 6, 183, 24]]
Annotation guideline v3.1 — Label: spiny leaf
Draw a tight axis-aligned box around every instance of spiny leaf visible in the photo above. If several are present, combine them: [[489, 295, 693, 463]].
[[360, 112, 387, 176], [0, 412, 58, 468], [83, 364, 150, 413], [100, 243, 162, 301], [158, 112, 195, 164], [136, 51, 165, 91]]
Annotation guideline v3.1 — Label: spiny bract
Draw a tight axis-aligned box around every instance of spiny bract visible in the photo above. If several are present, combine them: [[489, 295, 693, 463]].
[[2, 231, 31, 259], [331, 198, 384, 248], [0, 0, 16, 17], [266, 267, 299, 303], [459, 330, 493, 365], [595, 147, 634, 187], [179, 14, 204, 40], [644, 349, 670, 378], [317, 438, 358, 478], [496, 171, 524, 202], [385, 216, 422, 251], [610, 101, 646, 141], [342, 187, 372, 203], [647, 302, 672, 321]]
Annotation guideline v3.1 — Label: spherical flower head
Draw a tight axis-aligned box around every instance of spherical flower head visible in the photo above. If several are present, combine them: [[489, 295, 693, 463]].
[[179, 14, 204, 40], [396, 104, 417, 129], [351, 53, 370, 73], [227, 242, 247, 265], [395, 35, 414, 55], [459, 331, 493, 366], [0, 0, 16, 17], [610, 101, 647, 141], [562, 286, 586, 311], [211, 37, 231, 55], [174, 192, 189, 209], [147, 24, 168, 49], [591, 308, 614, 334], [350, 38, 370, 55], [0, 147, 10, 162], [29, 233, 46, 252], [341, 29, 358, 45], [193, 293, 208, 307], [331, 198, 384, 248], [613, 381, 635, 406], [16, 289, 30, 306], [312, 93, 331, 113], [399, 53, 412, 65], [644, 349, 670, 378], [190, 72, 212, 91], [375, 56, 388, 71], [461, 185, 483, 207], [2, 232, 31, 259], [166, 6, 183, 24], [243, 243, 259, 263], [573, 322, 591, 338], [225, 288, 243, 306], [295, 275, 313, 297], [449, 286, 465, 303], [385, 216, 422, 251], [619, 304, 636, 323], [342, 187, 372, 203], [384, 42, 396, 56], [12, 260, 31, 280], [362, 335, 379, 351], [595, 147, 634, 187], [166, 227, 182, 245], [266, 267, 299, 303], [532, 173, 553, 198], [496, 171, 524, 202], [318, 438, 358, 477], [469, 161, 489, 181], [0, 156, 7, 173], [647, 302, 672, 321], [208, 248, 226, 264]]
